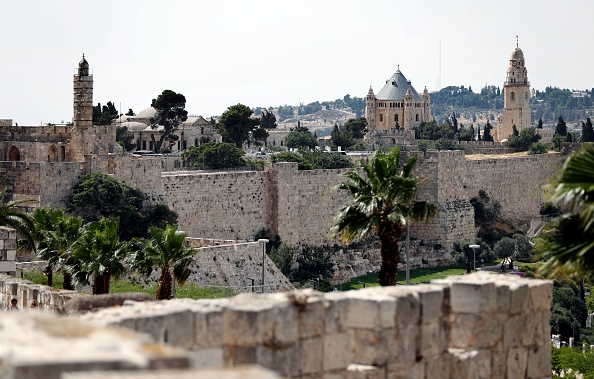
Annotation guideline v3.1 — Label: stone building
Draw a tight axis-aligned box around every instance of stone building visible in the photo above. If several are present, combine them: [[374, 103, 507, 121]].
[[0, 56, 122, 163], [498, 43, 531, 141], [365, 68, 431, 138], [116, 110, 221, 152]]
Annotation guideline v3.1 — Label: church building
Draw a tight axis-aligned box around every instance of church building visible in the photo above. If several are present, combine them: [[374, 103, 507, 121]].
[[365, 68, 431, 136], [498, 44, 531, 141]]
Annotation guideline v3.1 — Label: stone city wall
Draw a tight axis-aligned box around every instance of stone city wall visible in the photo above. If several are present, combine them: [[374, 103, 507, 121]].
[[434, 150, 566, 222], [78, 272, 552, 379], [0, 273, 84, 312], [0, 226, 17, 276]]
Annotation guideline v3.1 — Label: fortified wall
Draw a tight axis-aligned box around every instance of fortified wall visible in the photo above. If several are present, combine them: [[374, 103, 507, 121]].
[[0, 272, 553, 379], [0, 148, 567, 251]]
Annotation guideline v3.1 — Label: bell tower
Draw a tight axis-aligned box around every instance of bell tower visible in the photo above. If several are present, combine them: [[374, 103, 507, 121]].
[[500, 40, 531, 141]]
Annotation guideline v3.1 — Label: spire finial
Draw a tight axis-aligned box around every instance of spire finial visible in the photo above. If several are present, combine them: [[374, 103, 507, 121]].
[[398, 64, 400, 70], [83, 53, 85, 58], [516, 35, 518, 47]]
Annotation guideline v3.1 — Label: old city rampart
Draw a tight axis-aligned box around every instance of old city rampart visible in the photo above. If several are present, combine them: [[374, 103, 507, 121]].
[[0, 272, 552, 379], [1, 148, 567, 250]]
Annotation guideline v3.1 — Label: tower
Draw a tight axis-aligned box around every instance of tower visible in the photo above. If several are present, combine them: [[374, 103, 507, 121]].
[[365, 86, 377, 128], [73, 54, 93, 128], [500, 43, 530, 141], [71, 55, 95, 161]]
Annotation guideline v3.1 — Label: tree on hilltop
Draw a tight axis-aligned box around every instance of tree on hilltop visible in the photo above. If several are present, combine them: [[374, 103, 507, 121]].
[[150, 90, 188, 153], [217, 104, 260, 148], [554, 115, 567, 136], [260, 109, 277, 129], [582, 118, 594, 142]]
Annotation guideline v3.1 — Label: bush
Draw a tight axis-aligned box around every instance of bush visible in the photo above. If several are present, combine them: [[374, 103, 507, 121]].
[[528, 142, 548, 155]]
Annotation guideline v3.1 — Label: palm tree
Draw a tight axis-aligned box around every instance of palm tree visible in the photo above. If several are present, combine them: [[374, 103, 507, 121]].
[[34, 207, 82, 289], [133, 224, 195, 300], [69, 217, 131, 294], [0, 173, 36, 250], [330, 148, 438, 286], [542, 143, 594, 277]]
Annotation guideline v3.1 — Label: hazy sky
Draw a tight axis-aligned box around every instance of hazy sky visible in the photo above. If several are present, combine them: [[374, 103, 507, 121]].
[[2, 0, 593, 125]]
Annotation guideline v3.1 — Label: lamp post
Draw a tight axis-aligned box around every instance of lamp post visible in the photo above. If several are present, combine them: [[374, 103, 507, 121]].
[[258, 239, 269, 293], [469, 245, 480, 272]]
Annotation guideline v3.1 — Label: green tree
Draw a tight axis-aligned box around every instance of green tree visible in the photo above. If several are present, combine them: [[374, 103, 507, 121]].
[[331, 123, 355, 149], [116, 125, 137, 151], [125, 108, 135, 116], [330, 148, 438, 286], [528, 142, 548, 155], [69, 173, 177, 240], [260, 110, 277, 129], [250, 126, 269, 146], [34, 207, 82, 290], [268, 243, 292, 277], [285, 128, 318, 149], [542, 143, 594, 277], [483, 121, 494, 142], [150, 90, 188, 153], [290, 246, 335, 291], [506, 127, 541, 151], [69, 217, 131, 294], [181, 142, 246, 169], [132, 224, 195, 300], [217, 104, 260, 148], [93, 101, 119, 126], [555, 115, 568, 137], [0, 173, 36, 250], [343, 117, 368, 139], [582, 118, 594, 142]]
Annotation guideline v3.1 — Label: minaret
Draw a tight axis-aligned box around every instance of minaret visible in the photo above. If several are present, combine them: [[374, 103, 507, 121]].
[[73, 54, 93, 127], [70, 55, 94, 161], [500, 40, 530, 141]]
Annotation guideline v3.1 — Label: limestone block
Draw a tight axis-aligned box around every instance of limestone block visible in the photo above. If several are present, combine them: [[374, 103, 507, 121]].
[[415, 284, 447, 324], [135, 308, 195, 348], [224, 346, 258, 366], [223, 294, 276, 346], [424, 356, 449, 379], [390, 324, 418, 363], [0, 240, 5, 250], [528, 280, 554, 312], [384, 362, 425, 379], [194, 303, 225, 349], [419, 322, 443, 359], [61, 366, 281, 379], [323, 332, 351, 371], [526, 344, 551, 379], [188, 347, 224, 369], [256, 344, 300, 378], [0, 312, 190, 379], [435, 274, 496, 314], [4, 237, 16, 250], [0, 260, 16, 273], [378, 287, 420, 328], [346, 364, 385, 379], [503, 314, 525, 348], [351, 328, 391, 366], [6, 249, 16, 261], [300, 336, 323, 375], [295, 292, 325, 339], [508, 282, 530, 315], [447, 348, 491, 379], [506, 347, 528, 379], [341, 289, 396, 330], [323, 292, 347, 333]]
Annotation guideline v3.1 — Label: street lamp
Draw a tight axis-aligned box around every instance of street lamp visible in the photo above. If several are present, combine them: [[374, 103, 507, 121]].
[[258, 239, 269, 293], [469, 245, 480, 272]]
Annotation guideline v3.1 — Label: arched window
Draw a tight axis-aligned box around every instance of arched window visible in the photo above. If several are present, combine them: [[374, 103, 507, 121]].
[[379, 114, 383, 122], [415, 114, 419, 122], [8, 146, 20, 161], [394, 114, 398, 122], [48, 145, 58, 162]]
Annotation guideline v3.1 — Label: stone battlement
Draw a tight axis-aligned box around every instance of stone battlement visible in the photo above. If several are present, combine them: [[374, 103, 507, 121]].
[[0, 273, 552, 378]]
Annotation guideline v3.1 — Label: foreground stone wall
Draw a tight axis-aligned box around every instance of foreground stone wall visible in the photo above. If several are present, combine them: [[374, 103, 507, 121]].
[[78, 272, 552, 379]]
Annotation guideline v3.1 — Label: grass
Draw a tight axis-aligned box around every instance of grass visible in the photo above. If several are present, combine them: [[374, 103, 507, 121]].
[[339, 264, 468, 291], [21, 270, 235, 300]]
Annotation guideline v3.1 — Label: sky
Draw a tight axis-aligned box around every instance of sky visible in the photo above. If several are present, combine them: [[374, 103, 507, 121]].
[[2, 0, 593, 125]]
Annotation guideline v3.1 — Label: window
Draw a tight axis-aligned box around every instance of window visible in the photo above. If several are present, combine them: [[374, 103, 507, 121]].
[[510, 92, 515, 101], [394, 114, 398, 122], [379, 114, 383, 122], [416, 114, 419, 122]]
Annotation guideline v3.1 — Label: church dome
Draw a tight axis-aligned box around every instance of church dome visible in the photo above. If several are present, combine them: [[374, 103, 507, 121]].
[[136, 107, 158, 119], [376, 69, 421, 101], [511, 47, 524, 60], [120, 121, 149, 132]]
